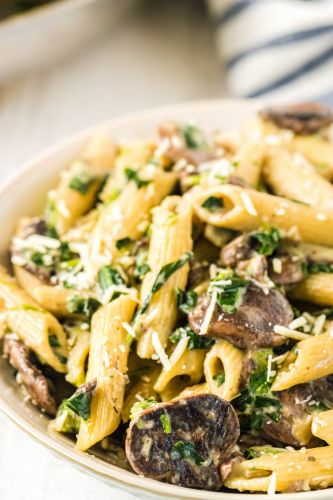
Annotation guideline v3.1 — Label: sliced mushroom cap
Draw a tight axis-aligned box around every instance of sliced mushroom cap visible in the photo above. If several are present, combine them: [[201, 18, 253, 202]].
[[3, 334, 57, 416], [219, 234, 253, 268], [268, 255, 306, 286], [126, 394, 240, 490], [259, 102, 333, 135], [189, 283, 293, 349], [158, 121, 214, 166], [262, 381, 332, 447], [11, 217, 54, 285]]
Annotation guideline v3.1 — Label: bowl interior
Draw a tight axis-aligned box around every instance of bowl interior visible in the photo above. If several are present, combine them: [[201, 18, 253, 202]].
[[0, 99, 331, 500]]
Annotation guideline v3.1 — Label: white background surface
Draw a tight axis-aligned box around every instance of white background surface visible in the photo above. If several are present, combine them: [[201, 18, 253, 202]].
[[0, 1, 224, 499]]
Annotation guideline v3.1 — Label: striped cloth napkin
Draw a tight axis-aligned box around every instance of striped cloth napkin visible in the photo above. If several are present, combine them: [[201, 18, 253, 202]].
[[207, 0, 333, 104]]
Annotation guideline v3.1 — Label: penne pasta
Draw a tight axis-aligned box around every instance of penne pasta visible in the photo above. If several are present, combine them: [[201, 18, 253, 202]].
[[289, 273, 333, 306], [272, 331, 333, 391], [204, 339, 246, 401], [136, 196, 193, 359], [65, 326, 90, 387], [76, 294, 137, 451], [312, 409, 333, 445], [190, 184, 333, 246], [0, 266, 67, 372], [225, 445, 333, 492]]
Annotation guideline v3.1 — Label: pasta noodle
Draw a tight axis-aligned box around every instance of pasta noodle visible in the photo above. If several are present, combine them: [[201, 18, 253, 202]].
[[76, 294, 137, 451], [136, 196, 193, 359]]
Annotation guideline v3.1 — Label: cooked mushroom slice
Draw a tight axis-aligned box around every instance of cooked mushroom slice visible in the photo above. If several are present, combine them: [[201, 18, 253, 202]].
[[268, 254, 305, 286], [189, 283, 293, 349], [262, 379, 333, 447], [220, 234, 253, 268], [3, 334, 57, 416], [126, 394, 240, 490], [158, 122, 214, 166], [11, 217, 54, 284], [259, 102, 333, 135]]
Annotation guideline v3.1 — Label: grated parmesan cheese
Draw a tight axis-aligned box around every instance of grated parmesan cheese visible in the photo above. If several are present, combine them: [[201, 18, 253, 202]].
[[272, 258, 282, 274], [122, 321, 136, 339], [273, 325, 309, 341], [267, 471, 277, 496], [288, 316, 307, 330], [152, 331, 171, 371], [316, 213, 327, 221], [313, 314, 326, 336], [199, 289, 218, 336], [240, 191, 258, 216], [26, 234, 61, 249], [168, 335, 189, 369]]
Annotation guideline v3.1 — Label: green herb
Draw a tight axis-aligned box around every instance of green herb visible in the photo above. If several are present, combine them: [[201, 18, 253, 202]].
[[124, 168, 151, 189], [68, 296, 101, 321], [115, 237, 133, 250], [246, 447, 284, 459], [180, 124, 208, 150], [137, 252, 193, 317], [160, 413, 172, 433], [175, 288, 198, 314], [209, 269, 249, 314], [130, 397, 158, 420], [233, 350, 281, 432], [213, 373, 225, 386], [59, 241, 74, 262], [69, 169, 94, 194], [134, 263, 150, 281], [97, 265, 125, 293], [308, 262, 333, 274], [171, 441, 205, 465], [55, 405, 80, 434], [45, 196, 58, 229], [169, 326, 214, 350], [201, 196, 224, 212], [31, 252, 47, 267], [61, 380, 96, 421], [250, 227, 281, 256], [48, 334, 60, 348]]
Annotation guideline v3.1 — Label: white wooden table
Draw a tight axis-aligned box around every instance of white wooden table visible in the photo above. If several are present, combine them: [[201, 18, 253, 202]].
[[0, 1, 225, 499]]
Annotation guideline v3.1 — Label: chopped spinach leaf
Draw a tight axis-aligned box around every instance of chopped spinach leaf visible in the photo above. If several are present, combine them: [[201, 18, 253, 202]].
[[137, 252, 193, 317], [134, 263, 150, 281], [115, 237, 133, 250], [209, 269, 249, 314], [130, 397, 157, 420], [250, 227, 281, 256], [69, 169, 94, 194], [308, 262, 333, 274], [169, 326, 214, 350], [62, 380, 96, 421], [201, 196, 224, 212], [48, 334, 60, 348], [68, 295, 101, 321], [233, 350, 282, 432], [124, 168, 151, 189], [180, 124, 208, 150], [171, 441, 205, 465], [175, 288, 198, 314], [97, 265, 125, 293], [213, 373, 225, 386], [160, 413, 172, 433]]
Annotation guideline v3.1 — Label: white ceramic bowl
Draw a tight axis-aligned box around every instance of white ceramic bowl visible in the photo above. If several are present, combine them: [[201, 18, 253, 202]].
[[0, 99, 331, 500]]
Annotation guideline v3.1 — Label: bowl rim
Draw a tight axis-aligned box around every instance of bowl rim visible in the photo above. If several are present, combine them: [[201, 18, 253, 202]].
[[0, 97, 332, 500]]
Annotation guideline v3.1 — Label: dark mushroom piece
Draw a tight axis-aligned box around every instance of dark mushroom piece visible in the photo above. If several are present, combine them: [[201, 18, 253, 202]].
[[220, 234, 254, 268], [189, 283, 293, 349], [263, 378, 333, 447], [126, 394, 240, 490], [3, 334, 57, 416], [259, 102, 333, 135], [267, 254, 305, 286], [11, 217, 54, 285], [158, 121, 215, 167]]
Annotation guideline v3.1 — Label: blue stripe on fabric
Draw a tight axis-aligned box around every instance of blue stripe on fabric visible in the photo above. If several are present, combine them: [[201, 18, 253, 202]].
[[246, 44, 333, 98], [227, 24, 333, 69], [317, 91, 333, 106], [214, 0, 256, 27]]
